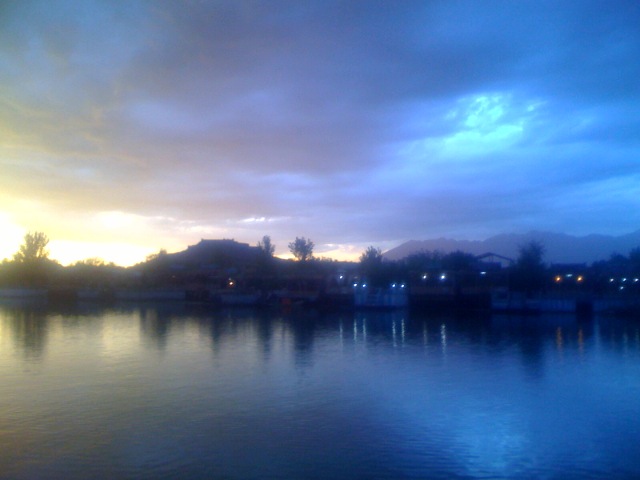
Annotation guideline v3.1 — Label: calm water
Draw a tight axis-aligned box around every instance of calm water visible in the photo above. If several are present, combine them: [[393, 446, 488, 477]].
[[1, 301, 640, 479]]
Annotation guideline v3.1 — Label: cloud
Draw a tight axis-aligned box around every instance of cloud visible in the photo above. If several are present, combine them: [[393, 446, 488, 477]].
[[1, 0, 639, 263]]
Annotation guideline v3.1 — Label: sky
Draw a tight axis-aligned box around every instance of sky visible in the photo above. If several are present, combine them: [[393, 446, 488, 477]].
[[1, 0, 639, 266]]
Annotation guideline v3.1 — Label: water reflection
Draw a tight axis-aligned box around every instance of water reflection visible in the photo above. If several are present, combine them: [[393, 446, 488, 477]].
[[139, 307, 173, 351], [2, 301, 640, 479], [3, 301, 640, 372], [2, 304, 49, 361]]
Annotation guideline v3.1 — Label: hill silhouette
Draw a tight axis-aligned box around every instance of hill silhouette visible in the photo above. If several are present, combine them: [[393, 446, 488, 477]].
[[383, 230, 640, 264]]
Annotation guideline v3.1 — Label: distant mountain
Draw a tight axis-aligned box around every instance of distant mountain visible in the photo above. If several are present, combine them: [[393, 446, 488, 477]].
[[383, 230, 640, 265]]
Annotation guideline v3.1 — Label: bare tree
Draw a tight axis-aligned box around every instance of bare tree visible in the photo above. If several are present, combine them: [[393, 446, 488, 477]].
[[288, 237, 314, 262]]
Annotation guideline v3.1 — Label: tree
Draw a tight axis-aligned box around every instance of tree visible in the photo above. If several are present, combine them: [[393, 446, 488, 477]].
[[628, 247, 640, 274], [13, 231, 50, 263], [288, 237, 314, 262], [359, 246, 383, 265], [516, 241, 545, 271], [511, 240, 546, 294], [442, 250, 476, 272], [9, 231, 57, 286], [145, 248, 168, 263], [257, 235, 275, 257], [74, 257, 107, 267], [68, 258, 119, 288], [401, 250, 442, 272], [359, 246, 391, 286]]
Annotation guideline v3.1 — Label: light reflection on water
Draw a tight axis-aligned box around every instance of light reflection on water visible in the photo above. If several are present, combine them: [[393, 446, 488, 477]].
[[1, 302, 640, 479]]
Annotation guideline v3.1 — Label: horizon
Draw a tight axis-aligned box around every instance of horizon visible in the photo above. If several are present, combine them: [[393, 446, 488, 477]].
[[3, 227, 640, 267], [2, 2, 639, 266]]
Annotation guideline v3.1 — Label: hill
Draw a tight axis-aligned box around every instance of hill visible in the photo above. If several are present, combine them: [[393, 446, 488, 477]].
[[383, 230, 640, 264]]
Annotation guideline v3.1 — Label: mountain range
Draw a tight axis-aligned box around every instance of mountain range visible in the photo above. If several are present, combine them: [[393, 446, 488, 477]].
[[383, 230, 640, 265]]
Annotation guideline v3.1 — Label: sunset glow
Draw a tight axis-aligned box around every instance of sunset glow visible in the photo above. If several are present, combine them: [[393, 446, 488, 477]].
[[1, 1, 639, 265]]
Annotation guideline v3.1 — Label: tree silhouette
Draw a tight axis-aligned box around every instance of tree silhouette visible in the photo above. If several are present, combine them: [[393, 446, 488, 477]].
[[511, 240, 546, 294], [258, 235, 275, 257], [288, 237, 314, 261], [13, 231, 50, 263], [8, 231, 57, 286], [75, 257, 104, 267], [629, 247, 640, 274], [442, 250, 476, 271], [145, 248, 168, 263], [359, 246, 383, 265], [359, 246, 389, 286], [516, 241, 545, 270]]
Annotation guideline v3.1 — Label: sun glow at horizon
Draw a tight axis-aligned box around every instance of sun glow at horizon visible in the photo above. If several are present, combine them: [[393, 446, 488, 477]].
[[48, 240, 155, 267], [2, 225, 367, 267], [0, 214, 27, 263]]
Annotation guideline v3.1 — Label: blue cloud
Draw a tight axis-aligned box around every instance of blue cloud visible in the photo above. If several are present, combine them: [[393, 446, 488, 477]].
[[1, 0, 639, 261]]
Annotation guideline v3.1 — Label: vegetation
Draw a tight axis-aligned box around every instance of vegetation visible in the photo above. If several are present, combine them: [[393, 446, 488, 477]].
[[2, 231, 640, 305], [64, 258, 123, 289], [146, 249, 168, 263], [74, 257, 111, 267], [441, 250, 476, 272], [359, 246, 390, 287], [359, 246, 383, 265], [257, 235, 275, 257], [1, 232, 58, 286], [13, 231, 50, 263], [288, 237, 314, 262], [510, 240, 546, 295]]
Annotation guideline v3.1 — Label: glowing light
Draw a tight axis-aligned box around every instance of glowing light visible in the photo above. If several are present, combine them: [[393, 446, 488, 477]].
[[440, 274, 447, 281], [577, 276, 584, 283], [0, 213, 25, 261], [49, 240, 152, 266], [555, 276, 562, 283]]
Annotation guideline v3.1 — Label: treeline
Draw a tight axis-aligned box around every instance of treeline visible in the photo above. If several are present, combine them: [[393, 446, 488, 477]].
[[0, 232, 125, 288], [2, 232, 640, 296]]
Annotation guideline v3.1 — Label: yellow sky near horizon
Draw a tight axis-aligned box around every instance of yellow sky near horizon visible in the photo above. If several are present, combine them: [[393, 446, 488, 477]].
[[0, 206, 170, 266], [0, 213, 25, 262], [2, 2, 639, 270], [0, 210, 362, 266], [0, 216, 154, 266]]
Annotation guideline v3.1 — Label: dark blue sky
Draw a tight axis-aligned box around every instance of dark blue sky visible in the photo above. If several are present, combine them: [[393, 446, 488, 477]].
[[1, 0, 639, 264]]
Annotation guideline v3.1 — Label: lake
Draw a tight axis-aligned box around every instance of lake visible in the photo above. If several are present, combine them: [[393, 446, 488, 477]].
[[1, 301, 640, 479]]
